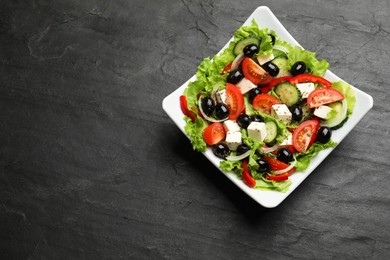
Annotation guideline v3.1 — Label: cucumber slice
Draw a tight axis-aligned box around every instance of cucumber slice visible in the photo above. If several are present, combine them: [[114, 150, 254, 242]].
[[233, 36, 260, 56], [274, 82, 301, 106], [301, 102, 313, 121], [321, 100, 348, 129], [264, 121, 278, 144], [272, 57, 291, 77]]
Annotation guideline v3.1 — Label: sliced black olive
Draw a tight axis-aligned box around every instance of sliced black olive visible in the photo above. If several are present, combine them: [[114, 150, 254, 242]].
[[212, 143, 230, 159], [290, 105, 303, 122], [251, 115, 263, 123], [291, 61, 306, 76], [201, 97, 215, 116], [215, 103, 229, 119], [243, 44, 259, 58], [268, 34, 276, 45], [277, 148, 294, 163], [248, 87, 261, 104], [237, 114, 252, 129], [227, 67, 244, 84], [257, 158, 270, 173], [262, 62, 279, 77], [236, 144, 250, 156], [316, 127, 332, 144]]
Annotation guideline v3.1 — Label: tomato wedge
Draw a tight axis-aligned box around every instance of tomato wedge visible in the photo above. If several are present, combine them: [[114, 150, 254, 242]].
[[202, 122, 225, 145], [292, 119, 320, 153], [307, 88, 344, 108], [225, 83, 245, 120], [242, 160, 256, 188], [242, 57, 273, 85], [179, 95, 196, 122], [261, 76, 292, 93], [289, 74, 331, 88], [252, 94, 280, 115]]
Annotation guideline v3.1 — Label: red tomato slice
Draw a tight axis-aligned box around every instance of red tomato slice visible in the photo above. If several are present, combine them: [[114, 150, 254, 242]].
[[261, 76, 292, 93], [242, 57, 273, 85], [289, 74, 331, 88], [292, 119, 320, 153], [307, 88, 344, 108], [252, 94, 280, 115], [225, 83, 245, 120], [179, 95, 196, 121], [242, 160, 256, 188], [202, 122, 225, 145], [265, 173, 289, 182]]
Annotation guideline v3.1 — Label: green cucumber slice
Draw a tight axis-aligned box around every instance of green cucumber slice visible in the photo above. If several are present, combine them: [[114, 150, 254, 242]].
[[321, 100, 348, 129], [274, 82, 301, 106], [233, 36, 260, 56], [264, 121, 278, 144], [272, 57, 291, 77]]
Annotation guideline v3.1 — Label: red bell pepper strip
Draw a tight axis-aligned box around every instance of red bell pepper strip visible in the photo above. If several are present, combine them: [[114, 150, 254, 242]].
[[179, 95, 196, 122], [261, 76, 292, 93], [265, 173, 289, 182], [242, 160, 256, 188], [221, 62, 233, 75], [289, 74, 331, 88]]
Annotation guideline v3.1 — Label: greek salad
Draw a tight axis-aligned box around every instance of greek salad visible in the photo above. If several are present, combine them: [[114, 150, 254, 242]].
[[180, 20, 356, 192]]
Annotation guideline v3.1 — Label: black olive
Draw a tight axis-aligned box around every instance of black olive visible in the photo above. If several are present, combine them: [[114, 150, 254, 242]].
[[268, 34, 276, 45], [236, 144, 250, 156], [257, 158, 270, 173], [248, 87, 261, 104], [277, 148, 294, 163], [262, 62, 279, 77], [212, 143, 230, 159], [201, 97, 215, 116], [215, 103, 229, 119], [290, 105, 303, 122], [251, 115, 263, 123], [316, 127, 332, 144], [227, 67, 244, 84], [237, 114, 252, 129], [243, 44, 259, 58], [291, 61, 306, 76]]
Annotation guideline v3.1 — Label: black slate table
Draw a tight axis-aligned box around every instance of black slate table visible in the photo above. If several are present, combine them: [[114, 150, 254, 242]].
[[1, 0, 389, 259]]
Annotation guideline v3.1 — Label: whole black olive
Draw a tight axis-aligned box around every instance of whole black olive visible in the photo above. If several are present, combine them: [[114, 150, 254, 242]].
[[290, 105, 303, 122], [277, 148, 294, 163], [268, 34, 276, 45], [212, 143, 230, 159], [237, 114, 252, 129], [243, 44, 259, 58], [291, 61, 306, 76], [236, 144, 250, 156], [257, 158, 270, 173], [316, 127, 332, 144], [251, 115, 263, 123], [215, 103, 230, 119], [262, 62, 279, 77], [201, 97, 215, 116], [248, 87, 261, 104], [227, 67, 244, 84]]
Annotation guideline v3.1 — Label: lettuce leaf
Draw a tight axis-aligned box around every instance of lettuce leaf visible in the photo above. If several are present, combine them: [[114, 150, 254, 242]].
[[234, 20, 274, 55], [287, 46, 329, 77], [331, 81, 356, 115], [255, 176, 291, 192], [183, 116, 208, 152], [295, 140, 337, 171], [220, 160, 243, 175]]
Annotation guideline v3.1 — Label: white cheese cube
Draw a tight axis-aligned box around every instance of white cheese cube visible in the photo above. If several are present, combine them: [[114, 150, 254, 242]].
[[247, 122, 267, 143], [256, 53, 275, 65], [215, 90, 226, 104], [314, 105, 332, 119], [236, 77, 257, 94], [271, 104, 292, 123], [225, 131, 242, 151], [223, 120, 240, 133], [296, 83, 315, 99], [280, 134, 292, 146]]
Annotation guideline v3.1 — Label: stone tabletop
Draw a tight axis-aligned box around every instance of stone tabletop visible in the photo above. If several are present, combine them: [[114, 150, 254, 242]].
[[1, 0, 389, 259]]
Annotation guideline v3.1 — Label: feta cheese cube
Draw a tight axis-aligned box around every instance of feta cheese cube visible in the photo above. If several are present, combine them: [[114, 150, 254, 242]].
[[296, 83, 315, 99], [215, 90, 226, 104], [236, 77, 257, 94], [223, 120, 240, 133], [256, 53, 275, 65], [225, 131, 242, 151], [314, 105, 332, 119], [247, 122, 267, 143], [280, 134, 292, 146], [271, 104, 292, 123]]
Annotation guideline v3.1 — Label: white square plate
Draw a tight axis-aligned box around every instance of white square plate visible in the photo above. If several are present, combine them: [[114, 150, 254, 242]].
[[162, 6, 373, 208]]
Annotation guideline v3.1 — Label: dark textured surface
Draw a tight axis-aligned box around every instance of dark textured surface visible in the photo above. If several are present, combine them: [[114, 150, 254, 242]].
[[1, 0, 389, 259]]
